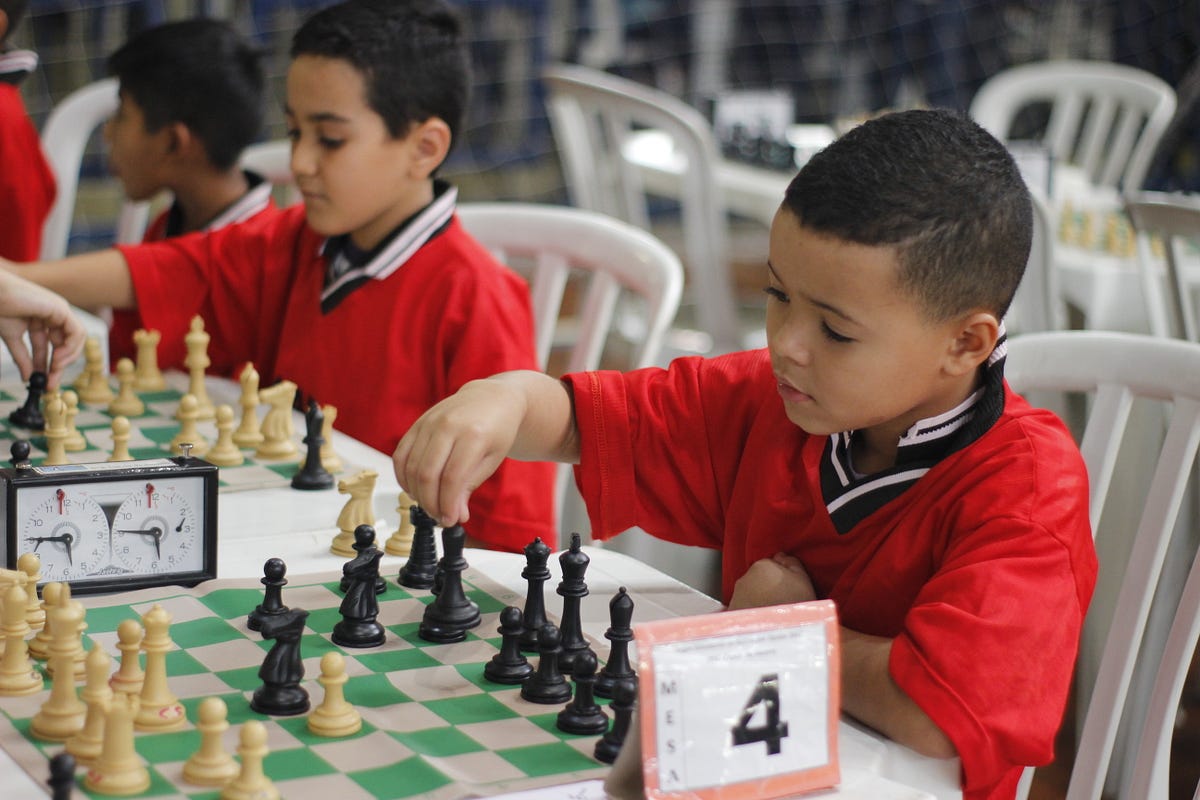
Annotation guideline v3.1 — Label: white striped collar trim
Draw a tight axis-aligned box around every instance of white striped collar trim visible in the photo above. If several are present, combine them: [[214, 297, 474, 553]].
[[826, 467, 931, 515], [0, 50, 38, 78], [206, 175, 273, 230]]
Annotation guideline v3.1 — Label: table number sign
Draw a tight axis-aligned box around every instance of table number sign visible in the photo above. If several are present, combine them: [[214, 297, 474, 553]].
[[634, 600, 840, 799]]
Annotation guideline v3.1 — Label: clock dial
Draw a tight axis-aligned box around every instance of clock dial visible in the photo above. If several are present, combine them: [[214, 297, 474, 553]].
[[111, 479, 204, 576], [19, 487, 108, 582]]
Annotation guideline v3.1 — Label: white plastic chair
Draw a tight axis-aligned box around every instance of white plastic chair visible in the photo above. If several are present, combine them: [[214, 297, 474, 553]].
[[1006, 188, 1066, 335], [542, 62, 743, 354], [1006, 330, 1200, 799], [970, 60, 1177, 193], [1124, 191, 1200, 342]]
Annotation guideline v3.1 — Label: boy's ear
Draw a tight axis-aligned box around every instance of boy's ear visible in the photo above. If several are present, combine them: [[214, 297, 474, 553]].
[[407, 118, 452, 179], [0, 11, 9, 44], [943, 312, 1000, 376]]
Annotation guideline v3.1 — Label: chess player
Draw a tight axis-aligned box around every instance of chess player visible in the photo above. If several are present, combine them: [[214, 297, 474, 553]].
[[394, 109, 1099, 799], [0, 0, 555, 553], [0, 269, 85, 387]]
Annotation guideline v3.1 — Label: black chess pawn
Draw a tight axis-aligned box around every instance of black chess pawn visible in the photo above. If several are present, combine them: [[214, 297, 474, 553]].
[[332, 524, 386, 648], [291, 400, 334, 490], [595, 587, 636, 698], [340, 523, 387, 596], [483, 606, 534, 684], [556, 532, 594, 674], [520, 622, 573, 705], [418, 525, 481, 643], [519, 536, 551, 652], [48, 751, 76, 800], [247, 557, 290, 632], [9, 370, 47, 429], [10, 439, 32, 470], [594, 677, 637, 764], [250, 606, 311, 716], [398, 504, 438, 590], [556, 650, 609, 735]]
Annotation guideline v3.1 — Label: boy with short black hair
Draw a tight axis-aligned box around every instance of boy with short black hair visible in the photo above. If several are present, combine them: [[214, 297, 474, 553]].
[[4, 0, 556, 553], [393, 109, 1099, 799], [104, 17, 273, 367], [0, 0, 55, 261]]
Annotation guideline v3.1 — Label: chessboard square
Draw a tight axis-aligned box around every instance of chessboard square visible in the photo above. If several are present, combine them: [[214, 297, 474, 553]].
[[306, 605, 344, 633], [420, 638, 498, 667], [353, 647, 441, 675], [187, 636, 276, 675], [164, 648, 209, 677], [180, 691, 257, 726], [265, 461, 298, 481], [528, 711, 586, 741], [135, 764, 188, 798], [376, 585, 414, 602], [84, 603, 140, 634], [464, 588, 507, 615], [169, 616, 245, 649], [388, 665, 483, 702], [422, 693, 519, 726], [343, 672, 413, 708], [307, 729, 408, 772], [213, 665, 261, 692], [134, 728, 200, 763], [430, 750, 531, 785], [384, 621, 424, 641], [456, 664, 511, 692], [264, 744, 338, 780], [196, 587, 269, 621], [140, 389, 183, 404], [139, 424, 180, 446], [275, 772, 375, 800], [348, 756, 453, 799], [497, 741, 603, 777], [129, 593, 214, 624], [457, 717, 561, 750], [392, 726, 487, 757], [360, 700, 447, 734]]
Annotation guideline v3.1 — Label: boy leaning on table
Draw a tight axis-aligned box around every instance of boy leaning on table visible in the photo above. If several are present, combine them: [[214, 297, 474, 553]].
[[394, 109, 1099, 800]]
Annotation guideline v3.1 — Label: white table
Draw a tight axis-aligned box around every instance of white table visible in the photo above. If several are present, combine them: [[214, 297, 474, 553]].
[[1, 376, 961, 799]]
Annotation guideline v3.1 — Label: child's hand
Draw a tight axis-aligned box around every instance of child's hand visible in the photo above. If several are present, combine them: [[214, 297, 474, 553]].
[[0, 271, 86, 388], [727, 553, 817, 610], [393, 378, 527, 527]]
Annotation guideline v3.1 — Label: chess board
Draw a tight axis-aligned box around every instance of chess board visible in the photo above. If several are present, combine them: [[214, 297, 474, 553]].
[[0, 568, 614, 799], [0, 382, 355, 493]]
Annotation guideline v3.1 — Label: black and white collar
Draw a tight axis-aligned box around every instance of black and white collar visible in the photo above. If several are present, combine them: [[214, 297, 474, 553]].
[[160, 170, 272, 238], [0, 50, 37, 86], [318, 180, 457, 313], [819, 328, 1008, 534]]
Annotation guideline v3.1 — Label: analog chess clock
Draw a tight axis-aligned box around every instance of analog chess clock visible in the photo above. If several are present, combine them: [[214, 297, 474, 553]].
[[0, 442, 218, 594]]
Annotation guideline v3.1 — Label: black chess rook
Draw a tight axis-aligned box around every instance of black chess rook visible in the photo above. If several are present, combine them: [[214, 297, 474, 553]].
[[398, 504, 438, 589]]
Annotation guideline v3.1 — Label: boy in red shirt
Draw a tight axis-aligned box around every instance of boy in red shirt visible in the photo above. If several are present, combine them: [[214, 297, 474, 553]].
[[0, 0, 55, 261], [3, 0, 555, 553], [393, 109, 1099, 799]]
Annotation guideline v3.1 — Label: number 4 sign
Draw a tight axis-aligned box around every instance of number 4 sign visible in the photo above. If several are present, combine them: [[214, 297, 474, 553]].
[[633, 600, 840, 800]]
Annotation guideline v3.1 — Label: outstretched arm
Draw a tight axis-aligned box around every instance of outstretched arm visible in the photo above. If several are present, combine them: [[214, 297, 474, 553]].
[[393, 370, 580, 525], [1, 249, 136, 310], [0, 270, 87, 388]]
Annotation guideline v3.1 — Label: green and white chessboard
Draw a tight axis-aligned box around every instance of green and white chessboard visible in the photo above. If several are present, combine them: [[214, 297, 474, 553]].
[[0, 383, 355, 493], [0, 569, 613, 799]]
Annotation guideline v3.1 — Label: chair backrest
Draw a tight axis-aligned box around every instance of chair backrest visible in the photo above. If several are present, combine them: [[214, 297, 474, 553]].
[[456, 202, 684, 535], [39, 78, 120, 260], [1124, 191, 1200, 341], [1006, 188, 1065, 334], [541, 62, 742, 353], [1006, 331, 1200, 800], [970, 60, 1177, 193]]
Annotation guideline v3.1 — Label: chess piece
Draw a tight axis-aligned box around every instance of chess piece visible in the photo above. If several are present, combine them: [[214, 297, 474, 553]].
[[185, 315, 215, 420], [332, 525, 386, 648], [62, 390, 87, 451], [42, 393, 69, 466], [331, 469, 377, 556], [29, 580, 64, 661], [483, 606, 534, 685], [250, 606, 311, 716], [9, 370, 47, 429], [418, 525, 481, 643], [556, 532, 594, 674], [170, 393, 211, 456], [292, 400, 334, 489], [397, 504, 438, 589], [0, 583, 41, 695], [385, 489, 417, 556], [318, 404, 343, 472], [255, 379, 298, 459], [48, 752, 76, 800], [66, 644, 114, 765], [206, 404, 245, 466], [339, 524, 387, 595], [520, 622, 573, 705], [232, 363, 264, 448], [85, 692, 150, 795], [77, 338, 113, 405], [108, 619, 144, 696], [10, 439, 32, 470], [594, 677, 637, 764], [108, 416, 134, 462], [107, 358, 145, 417], [30, 602, 87, 741], [183, 697, 239, 786], [248, 558, 289, 632], [595, 587, 637, 698], [307, 651, 362, 737], [135, 604, 187, 731], [220, 720, 279, 800], [520, 537, 552, 652], [133, 328, 167, 391], [557, 650, 609, 734], [17, 552, 44, 631], [44, 589, 87, 681]]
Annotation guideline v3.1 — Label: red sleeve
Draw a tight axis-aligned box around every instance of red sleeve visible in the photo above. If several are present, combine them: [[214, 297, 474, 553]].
[[0, 89, 56, 261]]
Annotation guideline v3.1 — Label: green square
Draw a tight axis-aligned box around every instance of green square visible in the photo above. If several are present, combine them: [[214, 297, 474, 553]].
[[84, 603, 139, 634], [377, 586, 413, 602], [497, 741, 602, 777], [455, 664, 514, 692], [465, 588, 506, 614], [422, 693, 519, 726], [197, 588, 268, 621], [305, 605, 343, 632], [390, 726, 486, 757], [135, 728, 200, 762], [385, 621, 423, 641], [266, 462, 298, 481], [140, 425, 179, 445], [353, 647, 441, 674], [349, 757, 452, 799], [343, 673, 411, 708], [214, 665, 261, 692], [528, 711, 589, 740], [140, 390, 183, 404], [264, 746, 337, 780], [170, 616, 244, 649], [164, 648, 208, 676]]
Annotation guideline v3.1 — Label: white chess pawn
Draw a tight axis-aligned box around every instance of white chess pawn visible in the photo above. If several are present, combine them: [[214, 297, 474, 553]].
[[77, 337, 113, 405], [17, 552, 44, 631], [232, 364, 264, 448], [28, 580, 64, 661], [62, 390, 88, 451], [109, 618, 144, 696], [65, 644, 113, 765], [205, 404, 245, 467], [307, 652, 361, 737], [108, 416, 135, 462], [170, 394, 210, 457], [220, 720, 278, 800], [42, 393, 70, 466], [183, 697, 239, 786], [108, 358, 145, 417]]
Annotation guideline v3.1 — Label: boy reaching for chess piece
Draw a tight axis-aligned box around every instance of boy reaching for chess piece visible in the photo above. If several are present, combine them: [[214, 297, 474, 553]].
[[394, 110, 1099, 800]]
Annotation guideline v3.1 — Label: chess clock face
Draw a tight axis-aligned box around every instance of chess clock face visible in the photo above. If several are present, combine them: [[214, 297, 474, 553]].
[[0, 457, 218, 594]]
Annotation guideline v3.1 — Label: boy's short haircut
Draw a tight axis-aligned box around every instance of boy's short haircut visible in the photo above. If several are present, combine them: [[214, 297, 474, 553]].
[[291, 0, 469, 152], [0, 0, 30, 41], [783, 109, 1033, 322], [108, 18, 265, 171]]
